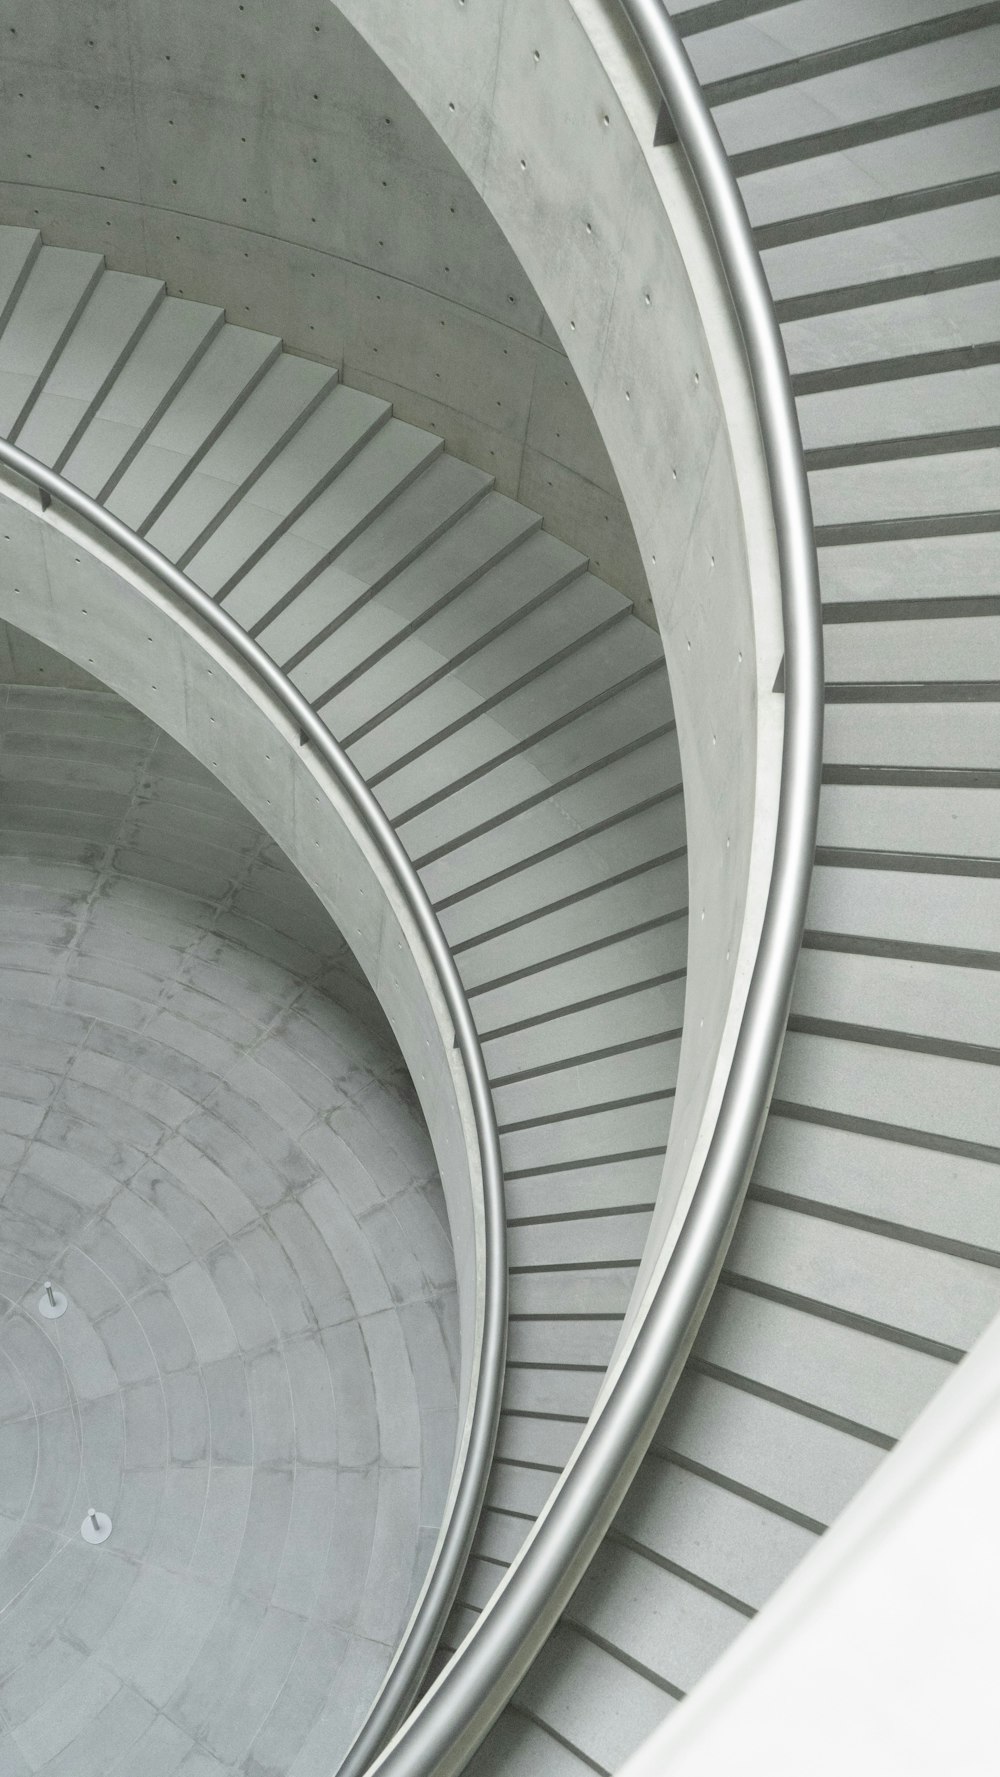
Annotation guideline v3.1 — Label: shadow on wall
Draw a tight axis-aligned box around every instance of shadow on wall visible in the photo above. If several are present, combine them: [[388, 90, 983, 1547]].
[[0, 637, 459, 1775]]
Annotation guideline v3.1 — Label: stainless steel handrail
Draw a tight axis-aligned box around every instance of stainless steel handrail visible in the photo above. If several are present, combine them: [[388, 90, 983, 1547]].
[[0, 434, 509, 1768], [353, 3, 824, 1772]]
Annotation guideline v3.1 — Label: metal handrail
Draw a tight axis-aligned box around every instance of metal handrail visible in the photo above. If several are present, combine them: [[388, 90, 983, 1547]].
[[0, 434, 509, 1769], [353, 3, 824, 1772]]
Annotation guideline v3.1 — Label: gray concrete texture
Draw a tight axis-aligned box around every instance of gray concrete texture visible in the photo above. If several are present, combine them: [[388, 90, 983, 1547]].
[[0, 0, 649, 614], [0, 678, 458, 1777]]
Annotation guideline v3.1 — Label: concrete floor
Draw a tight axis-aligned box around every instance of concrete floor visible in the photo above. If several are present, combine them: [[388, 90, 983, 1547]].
[[0, 683, 459, 1776]]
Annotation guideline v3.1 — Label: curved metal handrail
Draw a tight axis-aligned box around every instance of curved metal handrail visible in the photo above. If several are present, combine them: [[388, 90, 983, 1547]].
[[351, 3, 824, 1772], [0, 434, 509, 1769]]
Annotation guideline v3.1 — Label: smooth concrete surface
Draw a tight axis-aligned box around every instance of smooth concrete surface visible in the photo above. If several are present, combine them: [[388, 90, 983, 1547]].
[[618, 1304, 1000, 1777], [0, 675, 459, 1776], [0, 0, 648, 612]]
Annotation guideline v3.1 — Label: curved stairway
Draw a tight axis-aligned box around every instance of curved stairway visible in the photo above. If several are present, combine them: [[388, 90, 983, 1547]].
[[442, 3, 1000, 1771], [0, 216, 686, 1751], [1, 1, 999, 1759]]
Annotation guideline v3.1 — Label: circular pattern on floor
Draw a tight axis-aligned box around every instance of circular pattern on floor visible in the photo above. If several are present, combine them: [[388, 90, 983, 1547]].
[[0, 685, 459, 1776]]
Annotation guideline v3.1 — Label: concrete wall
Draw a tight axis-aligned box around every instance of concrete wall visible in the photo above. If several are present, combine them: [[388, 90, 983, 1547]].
[[0, 0, 648, 611]]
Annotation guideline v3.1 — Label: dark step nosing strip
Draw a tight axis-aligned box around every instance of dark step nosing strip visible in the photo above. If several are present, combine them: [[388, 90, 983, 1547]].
[[659, 1449, 828, 1538], [822, 766, 1000, 789], [823, 594, 1000, 624], [676, 0, 801, 38], [706, 6, 1000, 109], [825, 678, 1000, 704], [806, 424, 1000, 471], [504, 1357, 609, 1373], [286, 474, 508, 679], [818, 509, 1000, 545], [507, 1202, 657, 1229], [6, 256, 106, 443], [52, 283, 169, 475], [0, 230, 41, 336], [133, 337, 284, 536], [748, 1182, 1000, 1272], [802, 929, 1000, 973], [731, 86, 1000, 178], [96, 308, 227, 503], [491, 1453, 562, 1476], [814, 845, 1000, 878], [392, 657, 670, 828], [501, 1407, 588, 1426], [409, 724, 679, 868], [173, 367, 341, 569], [433, 784, 682, 913], [608, 1524, 757, 1620], [509, 1265, 638, 1284], [721, 1268, 965, 1364], [492, 1027, 682, 1088], [796, 345, 1000, 398], [467, 910, 684, 998], [212, 401, 392, 600], [246, 439, 445, 638], [478, 1501, 535, 1526], [506, 1703, 610, 1777], [363, 606, 632, 787], [504, 1146, 667, 1181], [558, 1617, 686, 1704], [452, 848, 687, 956], [688, 1356, 896, 1451], [478, 969, 687, 1043], [786, 1009, 1000, 1068], [498, 1087, 672, 1136], [776, 254, 1000, 323], [771, 1095, 1000, 1167], [754, 170, 1000, 250], [340, 560, 593, 745]]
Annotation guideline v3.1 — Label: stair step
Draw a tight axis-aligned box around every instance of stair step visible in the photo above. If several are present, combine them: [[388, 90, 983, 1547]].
[[61, 296, 224, 498], [395, 674, 673, 857], [15, 271, 165, 469], [0, 226, 41, 334], [263, 454, 492, 670], [714, 24, 1000, 164], [219, 418, 441, 632], [740, 109, 1000, 231], [186, 385, 391, 596], [819, 527, 997, 604], [106, 323, 281, 529], [0, 244, 103, 437], [380, 625, 664, 820], [144, 351, 337, 560], [346, 577, 624, 786]]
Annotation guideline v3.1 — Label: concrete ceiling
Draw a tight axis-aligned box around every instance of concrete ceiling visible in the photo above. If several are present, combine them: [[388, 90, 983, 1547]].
[[0, 0, 648, 611]]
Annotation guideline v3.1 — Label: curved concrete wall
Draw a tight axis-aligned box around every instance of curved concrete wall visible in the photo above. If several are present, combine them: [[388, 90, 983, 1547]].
[[0, 0, 648, 612], [0, 671, 458, 1772]]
